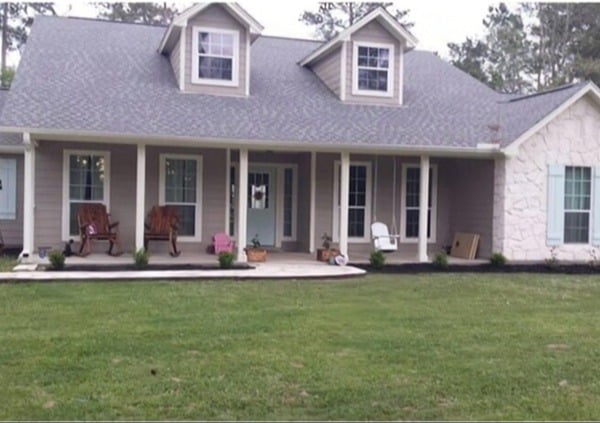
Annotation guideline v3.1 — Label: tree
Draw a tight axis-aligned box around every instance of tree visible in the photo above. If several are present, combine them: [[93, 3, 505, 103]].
[[448, 37, 489, 84], [482, 3, 531, 93], [95, 3, 178, 26], [447, 2, 600, 92], [0, 3, 56, 87], [299, 2, 412, 41]]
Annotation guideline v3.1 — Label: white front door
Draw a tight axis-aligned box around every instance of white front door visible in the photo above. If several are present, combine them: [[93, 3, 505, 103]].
[[247, 167, 276, 246]]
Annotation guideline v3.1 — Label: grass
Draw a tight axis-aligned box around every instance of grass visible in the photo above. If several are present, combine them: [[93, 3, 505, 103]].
[[1, 274, 600, 420], [0, 256, 17, 271]]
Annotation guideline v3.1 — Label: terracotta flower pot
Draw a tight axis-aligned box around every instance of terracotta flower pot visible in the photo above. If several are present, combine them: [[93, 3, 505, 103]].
[[246, 247, 267, 262]]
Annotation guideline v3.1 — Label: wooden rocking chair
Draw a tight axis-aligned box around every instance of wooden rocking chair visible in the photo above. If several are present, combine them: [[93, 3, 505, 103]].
[[144, 205, 181, 257], [77, 203, 121, 256]]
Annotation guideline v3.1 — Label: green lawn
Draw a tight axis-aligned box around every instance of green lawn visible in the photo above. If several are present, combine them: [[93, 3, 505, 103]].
[[1, 274, 600, 420]]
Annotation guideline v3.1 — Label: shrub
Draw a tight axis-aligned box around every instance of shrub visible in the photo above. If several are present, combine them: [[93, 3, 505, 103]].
[[432, 251, 448, 270], [48, 250, 65, 270], [490, 252, 507, 267], [218, 252, 235, 269], [133, 248, 149, 270], [369, 250, 386, 270]]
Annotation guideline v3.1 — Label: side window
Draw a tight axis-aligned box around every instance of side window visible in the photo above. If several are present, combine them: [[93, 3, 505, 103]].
[[564, 166, 591, 243]]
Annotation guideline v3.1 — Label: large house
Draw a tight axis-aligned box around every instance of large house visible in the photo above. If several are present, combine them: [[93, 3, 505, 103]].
[[0, 2, 599, 263]]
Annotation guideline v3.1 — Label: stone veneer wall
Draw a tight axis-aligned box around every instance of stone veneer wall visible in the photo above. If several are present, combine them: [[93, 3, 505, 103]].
[[493, 94, 600, 261]]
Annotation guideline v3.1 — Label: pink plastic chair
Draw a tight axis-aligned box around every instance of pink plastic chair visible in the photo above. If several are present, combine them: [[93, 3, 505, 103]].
[[213, 232, 234, 254]]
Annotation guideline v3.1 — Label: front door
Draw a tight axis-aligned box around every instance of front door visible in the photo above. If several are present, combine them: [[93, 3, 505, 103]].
[[247, 167, 276, 246]]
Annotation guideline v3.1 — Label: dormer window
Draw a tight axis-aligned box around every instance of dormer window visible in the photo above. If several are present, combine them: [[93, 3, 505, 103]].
[[191, 26, 239, 86], [352, 42, 394, 97]]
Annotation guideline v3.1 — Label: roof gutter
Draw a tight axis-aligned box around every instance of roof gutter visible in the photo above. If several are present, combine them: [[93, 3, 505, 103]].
[[0, 145, 23, 154], [0, 125, 506, 159]]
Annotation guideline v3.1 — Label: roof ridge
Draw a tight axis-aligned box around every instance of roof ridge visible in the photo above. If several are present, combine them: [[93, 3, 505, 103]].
[[259, 34, 322, 44], [506, 82, 582, 103], [37, 14, 168, 28]]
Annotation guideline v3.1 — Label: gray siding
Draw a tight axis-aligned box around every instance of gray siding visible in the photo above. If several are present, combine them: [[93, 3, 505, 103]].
[[0, 154, 23, 248], [311, 48, 341, 97], [33, 142, 228, 253], [34, 141, 137, 251], [447, 158, 495, 258], [145, 146, 227, 253], [184, 4, 248, 96], [345, 20, 402, 106], [313, 154, 451, 256], [169, 35, 181, 87]]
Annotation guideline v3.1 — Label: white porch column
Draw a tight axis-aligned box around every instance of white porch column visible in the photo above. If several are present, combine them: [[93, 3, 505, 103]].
[[236, 148, 248, 262], [339, 151, 350, 257], [309, 151, 316, 253], [418, 155, 430, 262], [135, 143, 146, 251], [21, 133, 35, 259], [225, 148, 231, 234]]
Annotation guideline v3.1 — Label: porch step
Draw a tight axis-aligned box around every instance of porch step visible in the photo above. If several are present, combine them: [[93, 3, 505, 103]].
[[13, 264, 38, 272]]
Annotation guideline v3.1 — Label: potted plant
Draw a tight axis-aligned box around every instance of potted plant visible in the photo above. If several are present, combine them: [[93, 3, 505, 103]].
[[316, 233, 338, 262], [245, 234, 267, 262]]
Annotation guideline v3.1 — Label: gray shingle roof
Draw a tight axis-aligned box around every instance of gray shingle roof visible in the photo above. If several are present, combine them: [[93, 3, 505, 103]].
[[0, 15, 590, 150], [0, 88, 23, 147]]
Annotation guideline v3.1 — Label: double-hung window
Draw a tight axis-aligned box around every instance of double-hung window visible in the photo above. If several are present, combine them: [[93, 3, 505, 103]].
[[192, 27, 239, 86], [353, 42, 394, 97], [159, 155, 202, 239], [401, 164, 437, 242], [63, 151, 110, 239], [333, 162, 372, 241], [547, 164, 600, 246], [564, 166, 592, 243]]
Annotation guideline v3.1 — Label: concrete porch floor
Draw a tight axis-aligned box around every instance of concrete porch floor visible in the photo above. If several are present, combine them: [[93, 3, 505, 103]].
[[2, 249, 487, 282]]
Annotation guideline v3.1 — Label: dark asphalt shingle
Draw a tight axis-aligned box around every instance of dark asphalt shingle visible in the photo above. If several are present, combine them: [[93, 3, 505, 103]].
[[0, 16, 589, 149]]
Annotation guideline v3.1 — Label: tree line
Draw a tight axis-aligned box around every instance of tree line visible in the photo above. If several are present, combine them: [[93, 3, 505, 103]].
[[1, 2, 600, 94]]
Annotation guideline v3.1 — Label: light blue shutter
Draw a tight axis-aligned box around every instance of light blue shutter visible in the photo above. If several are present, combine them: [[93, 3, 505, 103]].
[[0, 158, 16, 220], [592, 167, 600, 245], [546, 164, 565, 246]]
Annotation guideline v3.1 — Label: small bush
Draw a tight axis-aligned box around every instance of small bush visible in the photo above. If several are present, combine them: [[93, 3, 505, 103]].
[[369, 250, 386, 270], [490, 252, 507, 267], [218, 252, 235, 269], [48, 250, 65, 270], [133, 248, 149, 270], [432, 251, 448, 270]]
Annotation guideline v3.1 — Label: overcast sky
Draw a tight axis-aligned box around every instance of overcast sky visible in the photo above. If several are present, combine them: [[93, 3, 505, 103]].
[[55, 1, 501, 58]]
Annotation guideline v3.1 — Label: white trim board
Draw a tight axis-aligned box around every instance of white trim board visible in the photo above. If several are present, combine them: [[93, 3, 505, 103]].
[[504, 82, 600, 156], [298, 7, 417, 67], [0, 127, 505, 158]]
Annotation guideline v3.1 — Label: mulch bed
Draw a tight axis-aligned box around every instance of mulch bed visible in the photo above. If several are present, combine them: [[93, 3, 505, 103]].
[[46, 263, 254, 272], [353, 263, 600, 275]]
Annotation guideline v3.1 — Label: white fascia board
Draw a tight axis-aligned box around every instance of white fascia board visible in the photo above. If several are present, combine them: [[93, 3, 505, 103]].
[[0, 145, 24, 153], [503, 82, 600, 156], [298, 8, 417, 67], [0, 125, 507, 159], [159, 2, 263, 53]]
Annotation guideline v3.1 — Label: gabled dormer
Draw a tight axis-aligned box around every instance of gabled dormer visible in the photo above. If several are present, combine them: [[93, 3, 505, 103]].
[[159, 3, 263, 97], [299, 8, 417, 106]]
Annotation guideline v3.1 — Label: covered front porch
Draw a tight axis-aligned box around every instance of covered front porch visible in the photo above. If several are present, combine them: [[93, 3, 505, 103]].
[[20, 134, 498, 266]]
